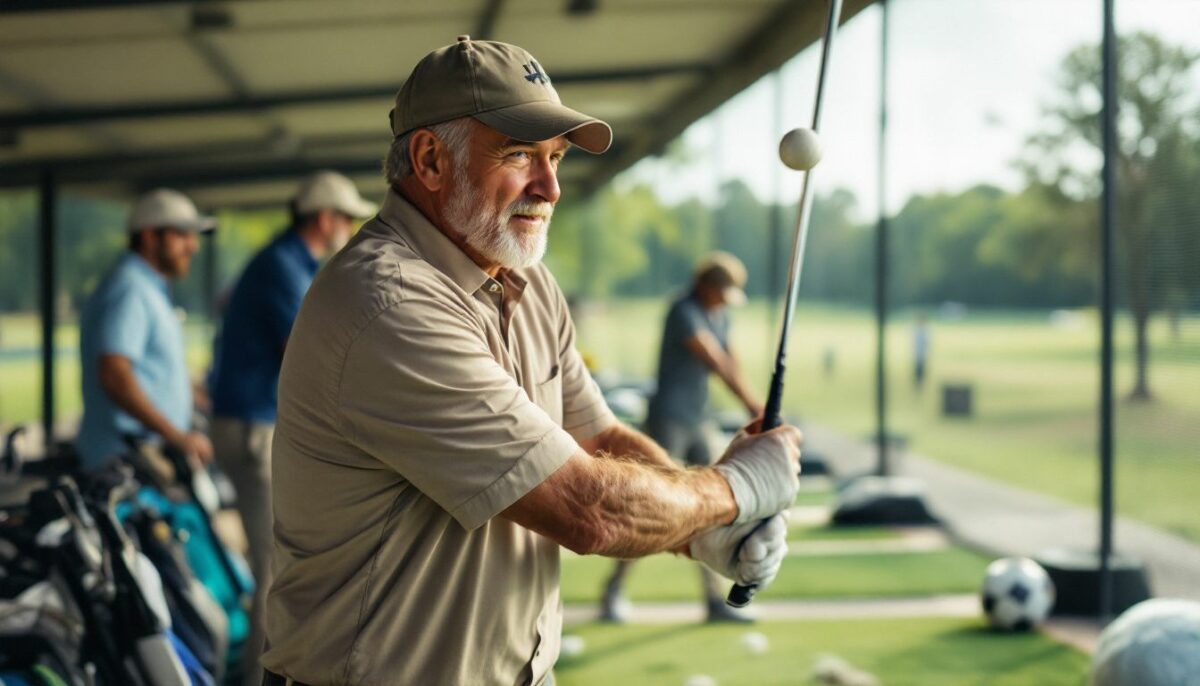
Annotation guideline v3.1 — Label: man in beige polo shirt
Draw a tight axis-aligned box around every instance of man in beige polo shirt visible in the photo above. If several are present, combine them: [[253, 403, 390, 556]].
[[262, 36, 802, 686]]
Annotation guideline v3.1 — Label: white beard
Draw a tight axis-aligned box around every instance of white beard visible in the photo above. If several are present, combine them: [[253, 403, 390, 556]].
[[444, 173, 552, 270]]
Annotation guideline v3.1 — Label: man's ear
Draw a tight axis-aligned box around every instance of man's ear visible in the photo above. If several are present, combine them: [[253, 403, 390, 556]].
[[410, 129, 450, 192]]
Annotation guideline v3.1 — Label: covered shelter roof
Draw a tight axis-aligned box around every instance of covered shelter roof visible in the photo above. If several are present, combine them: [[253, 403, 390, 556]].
[[0, 0, 872, 208]]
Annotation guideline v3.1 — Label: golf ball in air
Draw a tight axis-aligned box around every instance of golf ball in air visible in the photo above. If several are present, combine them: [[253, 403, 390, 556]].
[[779, 128, 823, 170], [683, 675, 717, 686], [560, 634, 585, 658], [740, 631, 769, 654]]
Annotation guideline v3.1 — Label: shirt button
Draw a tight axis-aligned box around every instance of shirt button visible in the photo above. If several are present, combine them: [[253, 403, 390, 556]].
[[489, 283, 500, 293]]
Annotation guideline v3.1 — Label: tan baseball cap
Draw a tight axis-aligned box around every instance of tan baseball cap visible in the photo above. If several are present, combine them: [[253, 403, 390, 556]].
[[695, 251, 748, 306], [390, 35, 612, 154], [128, 188, 216, 233], [293, 170, 377, 218]]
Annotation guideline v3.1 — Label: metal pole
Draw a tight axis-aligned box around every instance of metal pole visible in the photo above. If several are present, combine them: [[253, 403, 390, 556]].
[[874, 0, 890, 476], [1098, 0, 1117, 621], [38, 171, 57, 455]]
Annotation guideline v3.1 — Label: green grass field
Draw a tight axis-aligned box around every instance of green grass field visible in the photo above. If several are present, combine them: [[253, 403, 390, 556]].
[[575, 300, 1200, 542], [0, 313, 213, 427], [562, 546, 989, 603], [786, 524, 898, 542], [555, 617, 1090, 686]]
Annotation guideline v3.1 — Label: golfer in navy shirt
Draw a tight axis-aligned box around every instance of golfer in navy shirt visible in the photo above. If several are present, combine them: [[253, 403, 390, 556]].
[[208, 170, 375, 686]]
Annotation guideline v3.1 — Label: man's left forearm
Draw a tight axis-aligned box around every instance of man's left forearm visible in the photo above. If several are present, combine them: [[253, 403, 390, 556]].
[[581, 424, 679, 471]]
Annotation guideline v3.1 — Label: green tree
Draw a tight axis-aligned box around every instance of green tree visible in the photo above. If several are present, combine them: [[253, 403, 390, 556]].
[[1021, 32, 1200, 400]]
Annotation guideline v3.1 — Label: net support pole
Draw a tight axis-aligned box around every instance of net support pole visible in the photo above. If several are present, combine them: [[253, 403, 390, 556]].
[[1098, 0, 1117, 621], [874, 0, 890, 476], [38, 170, 57, 455]]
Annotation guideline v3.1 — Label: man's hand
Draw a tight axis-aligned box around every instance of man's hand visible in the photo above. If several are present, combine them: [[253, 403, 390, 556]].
[[689, 513, 789, 587], [713, 424, 802, 525], [170, 430, 214, 465]]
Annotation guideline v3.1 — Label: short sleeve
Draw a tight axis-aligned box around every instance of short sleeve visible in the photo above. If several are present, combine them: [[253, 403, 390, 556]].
[[95, 282, 150, 361], [553, 288, 617, 441], [672, 298, 709, 340], [337, 286, 578, 531]]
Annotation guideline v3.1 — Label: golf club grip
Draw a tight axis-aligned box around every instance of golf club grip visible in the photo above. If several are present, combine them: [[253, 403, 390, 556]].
[[727, 580, 758, 607], [727, 365, 786, 608], [761, 364, 786, 432]]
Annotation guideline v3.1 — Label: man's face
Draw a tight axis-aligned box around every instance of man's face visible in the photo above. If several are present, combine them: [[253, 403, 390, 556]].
[[443, 123, 566, 270], [154, 228, 200, 278], [322, 211, 356, 256]]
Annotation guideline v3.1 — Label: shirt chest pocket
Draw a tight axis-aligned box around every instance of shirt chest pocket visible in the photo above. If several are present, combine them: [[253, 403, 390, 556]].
[[530, 363, 562, 426]]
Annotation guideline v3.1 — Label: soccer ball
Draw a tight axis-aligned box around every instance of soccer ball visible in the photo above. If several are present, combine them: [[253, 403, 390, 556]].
[[981, 557, 1056, 631]]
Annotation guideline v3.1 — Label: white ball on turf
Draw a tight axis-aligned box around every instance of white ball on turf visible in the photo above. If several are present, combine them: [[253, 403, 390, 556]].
[[740, 631, 769, 654], [778, 128, 823, 171], [980, 557, 1056, 631], [683, 675, 717, 686], [560, 634, 585, 658], [1090, 599, 1200, 686]]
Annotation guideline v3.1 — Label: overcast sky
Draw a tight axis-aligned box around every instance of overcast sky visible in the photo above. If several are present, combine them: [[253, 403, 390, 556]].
[[623, 0, 1200, 222]]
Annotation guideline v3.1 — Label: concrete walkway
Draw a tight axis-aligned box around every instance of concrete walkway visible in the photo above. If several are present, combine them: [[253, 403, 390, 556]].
[[801, 423, 1200, 603]]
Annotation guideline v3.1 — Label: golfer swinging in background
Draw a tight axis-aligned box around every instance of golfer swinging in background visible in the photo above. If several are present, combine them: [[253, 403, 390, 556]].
[[600, 252, 766, 624], [262, 37, 801, 686]]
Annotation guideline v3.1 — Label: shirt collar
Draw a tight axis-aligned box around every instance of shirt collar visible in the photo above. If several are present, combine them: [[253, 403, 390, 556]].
[[125, 251, 169, 294], [374, 188, 491, 295]]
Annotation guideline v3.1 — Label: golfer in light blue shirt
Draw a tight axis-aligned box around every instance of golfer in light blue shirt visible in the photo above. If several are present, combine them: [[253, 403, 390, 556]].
[[77, 188, 216, 472]]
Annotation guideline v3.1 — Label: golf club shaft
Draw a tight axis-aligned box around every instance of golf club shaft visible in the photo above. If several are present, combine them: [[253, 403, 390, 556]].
[[727, 0, 843, 608]]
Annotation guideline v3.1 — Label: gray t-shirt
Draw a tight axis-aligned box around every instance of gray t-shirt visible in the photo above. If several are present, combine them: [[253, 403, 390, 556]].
[[647, 292, 729, 425]]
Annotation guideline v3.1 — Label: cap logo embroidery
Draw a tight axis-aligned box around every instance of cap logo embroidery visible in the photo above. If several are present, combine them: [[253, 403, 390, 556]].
[[523, 60, 549, 85]]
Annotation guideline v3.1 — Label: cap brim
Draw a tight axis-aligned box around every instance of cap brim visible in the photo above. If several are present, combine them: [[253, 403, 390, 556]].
[[132, 216, 216, 233], [474, 101, 612, 154], [343, 197, 378, 219], [184, 216, 218, 233]]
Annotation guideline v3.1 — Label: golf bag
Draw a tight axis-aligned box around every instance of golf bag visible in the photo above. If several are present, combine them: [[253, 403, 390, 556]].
[[0, 429, 231, 686]]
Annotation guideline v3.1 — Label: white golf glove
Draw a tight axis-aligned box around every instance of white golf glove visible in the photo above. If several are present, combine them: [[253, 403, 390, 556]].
[[713, 425, 802, 525], [689, 513, 789, 588]]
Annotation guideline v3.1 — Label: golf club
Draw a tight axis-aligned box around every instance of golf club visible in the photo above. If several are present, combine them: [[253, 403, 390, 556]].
[[727, 0, 844, 609]]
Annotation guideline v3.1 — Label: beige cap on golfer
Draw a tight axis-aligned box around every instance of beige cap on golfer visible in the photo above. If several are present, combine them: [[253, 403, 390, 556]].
[[695, 251, 748, 306], [293, 170, 377, 218], [390, 35, 612, 154], [128, 188, 216, 233]]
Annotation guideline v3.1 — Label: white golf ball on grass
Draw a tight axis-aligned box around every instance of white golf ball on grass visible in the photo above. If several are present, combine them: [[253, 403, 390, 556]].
[[1091, 599, 1200, 686], [740, 631, 769, 654], [683, 675, 717, 686], [559, 634, 585, 658]]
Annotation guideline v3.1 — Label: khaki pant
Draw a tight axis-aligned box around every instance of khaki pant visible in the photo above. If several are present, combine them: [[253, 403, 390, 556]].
[[212, 418, 274, 686]]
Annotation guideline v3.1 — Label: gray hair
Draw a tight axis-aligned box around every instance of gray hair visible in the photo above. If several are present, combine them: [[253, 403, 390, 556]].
[[383, 117, 473, 185]]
